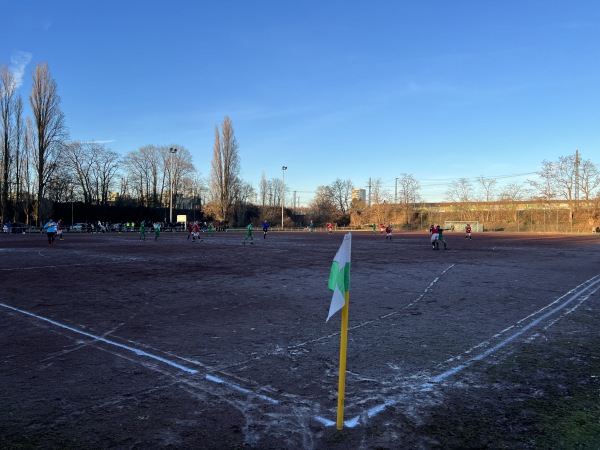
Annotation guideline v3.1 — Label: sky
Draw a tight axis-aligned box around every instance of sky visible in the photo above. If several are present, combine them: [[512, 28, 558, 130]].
[[2, 1, 600, 205]]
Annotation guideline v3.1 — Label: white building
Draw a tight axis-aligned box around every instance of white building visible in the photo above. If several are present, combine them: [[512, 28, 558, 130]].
[[352, 188, 366, 203]]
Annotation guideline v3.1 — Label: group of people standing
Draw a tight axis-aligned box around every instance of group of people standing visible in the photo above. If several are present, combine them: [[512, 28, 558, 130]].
[[429, 223, 472, 250]]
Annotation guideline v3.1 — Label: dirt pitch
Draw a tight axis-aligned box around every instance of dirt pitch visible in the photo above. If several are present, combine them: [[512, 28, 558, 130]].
[[1, 229, 600, 449]]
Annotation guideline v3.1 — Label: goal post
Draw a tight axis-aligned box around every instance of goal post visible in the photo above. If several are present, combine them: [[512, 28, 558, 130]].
[[444, 221, 483, 232]]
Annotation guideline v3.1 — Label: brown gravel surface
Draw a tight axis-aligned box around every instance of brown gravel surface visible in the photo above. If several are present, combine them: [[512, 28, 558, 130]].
[[1, 230, 599, 449]]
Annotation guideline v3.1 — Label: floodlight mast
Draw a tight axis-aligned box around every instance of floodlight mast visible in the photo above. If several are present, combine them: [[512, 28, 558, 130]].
[[281, 166, 287, 229], [169, 147, 177, 224]]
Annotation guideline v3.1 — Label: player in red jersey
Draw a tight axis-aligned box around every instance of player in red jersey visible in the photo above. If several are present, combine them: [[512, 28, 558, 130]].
[[192, 221, 202, 241], [430, 224, 439, 249], [465, 224, 472, 240]]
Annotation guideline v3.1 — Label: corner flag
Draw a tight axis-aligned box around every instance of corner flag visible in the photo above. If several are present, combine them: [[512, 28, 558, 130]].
[[327, 233, 351, 322]]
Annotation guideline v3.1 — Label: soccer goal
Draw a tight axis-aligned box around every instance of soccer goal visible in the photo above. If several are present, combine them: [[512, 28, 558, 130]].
[[444, 221, 483, 232]]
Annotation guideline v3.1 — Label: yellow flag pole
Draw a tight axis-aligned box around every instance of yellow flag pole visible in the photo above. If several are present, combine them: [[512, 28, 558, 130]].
[[336, 291, 350, 430]]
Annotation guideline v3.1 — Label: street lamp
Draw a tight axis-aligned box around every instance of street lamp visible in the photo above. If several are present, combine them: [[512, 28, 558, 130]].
[[169, 147, 177, 224], [281, 166, 287, 229]]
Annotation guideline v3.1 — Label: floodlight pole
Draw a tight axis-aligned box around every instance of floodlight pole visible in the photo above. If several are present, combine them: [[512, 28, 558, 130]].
[[281, 166, 287, 229], [169, 147, 177, 224]]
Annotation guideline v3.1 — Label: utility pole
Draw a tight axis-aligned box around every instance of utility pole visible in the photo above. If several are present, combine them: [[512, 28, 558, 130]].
[[368, 178, 372, 207]]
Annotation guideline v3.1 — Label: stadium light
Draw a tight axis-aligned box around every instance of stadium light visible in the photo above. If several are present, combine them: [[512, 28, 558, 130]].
[[169, 147, 177, 224], [281, 166, 287, 229]]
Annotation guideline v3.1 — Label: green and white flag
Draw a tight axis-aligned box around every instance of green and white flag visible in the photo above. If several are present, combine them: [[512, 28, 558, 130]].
[[327, 233, 352, 322]]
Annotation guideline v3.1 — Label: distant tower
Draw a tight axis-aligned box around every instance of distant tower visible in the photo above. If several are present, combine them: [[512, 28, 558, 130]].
[[352, 188, 366, 203]]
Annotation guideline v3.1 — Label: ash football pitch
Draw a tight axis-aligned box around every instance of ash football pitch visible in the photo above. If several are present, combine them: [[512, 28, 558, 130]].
[[1, 230, 599, 448]]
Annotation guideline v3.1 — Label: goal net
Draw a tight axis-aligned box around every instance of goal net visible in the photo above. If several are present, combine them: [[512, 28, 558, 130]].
[[444, 221, 483, 232]]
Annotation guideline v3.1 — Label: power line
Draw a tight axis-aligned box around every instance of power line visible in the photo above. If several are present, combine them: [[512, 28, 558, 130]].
[[382, 172, 539, 188]]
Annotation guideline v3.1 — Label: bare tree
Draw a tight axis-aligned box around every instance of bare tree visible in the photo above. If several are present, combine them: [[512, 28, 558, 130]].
[[20, 117, 36, 223], [499, 183, 525, 202], [122, 145, 171, 207], [499, 182, 526, 224], [554, 155, 577, 207], [476, 176, 497, 202], [209, 116, 241, 223], [147, 145, 167, 207], [233, 180, 257, 225], [0, 65, 16, 223], [269, 177, 283, 207], [13, 95, 23, 220], [29, 62, 68, 222], [64, 142, 94, 203], [308, 185, 336, 225], [445, 178, 473, 203], [370, 178, 390, 205], [528, 160, 557, 201], [369, 178, 391, 225], [45, 164, 72, 203], [94, 147, 121, 205], [329, 178, 353, 214], [578, 158, 600, 221], [63, 142, 120, 205], [530, 155, 580, 206], [397, 173, 420, 225], [259, 172, 268, 207], [579, 159, 600, 201], [123, 146, 155, 206]]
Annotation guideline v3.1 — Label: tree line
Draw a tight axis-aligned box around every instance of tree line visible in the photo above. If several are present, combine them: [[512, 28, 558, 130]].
[[2, 62, 599, 230]]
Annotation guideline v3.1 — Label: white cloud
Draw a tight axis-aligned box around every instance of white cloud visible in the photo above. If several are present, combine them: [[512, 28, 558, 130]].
[[10, 51, 32, 89]]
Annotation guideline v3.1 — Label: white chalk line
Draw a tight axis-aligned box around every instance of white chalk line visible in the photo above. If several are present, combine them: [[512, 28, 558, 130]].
[[311, 264, 457, 427], [0, 301, 280, 406], [321, 273, 600, 428], [289, 264, 457, 350], [1, 264, 457, 430], [6, 269, 598, 430], [0, 302, 199, 374]]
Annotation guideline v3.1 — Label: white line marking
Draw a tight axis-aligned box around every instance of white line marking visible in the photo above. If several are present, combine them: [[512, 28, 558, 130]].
[[0, 302, 282, 406], [334, 273, 600, 428], [290, 264, 456, 349], [205, 375, 279, 404], [5, 271, 598, 430], [0, 302, 198, 374]]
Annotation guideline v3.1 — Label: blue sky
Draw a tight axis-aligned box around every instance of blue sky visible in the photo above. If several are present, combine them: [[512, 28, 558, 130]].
[[2, 1, 599, 204]]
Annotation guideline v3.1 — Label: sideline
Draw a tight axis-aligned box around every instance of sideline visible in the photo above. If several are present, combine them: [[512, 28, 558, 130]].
[[0, 301, 281, 406], [0, 302, 198, 374]]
